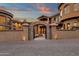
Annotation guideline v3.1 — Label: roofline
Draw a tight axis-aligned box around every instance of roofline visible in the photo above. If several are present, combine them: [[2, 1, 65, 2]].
[[58, 3, 64, 9], [11, 19, 23, 24], [50, 13, 60, 18], [60, 16, 79, 22], [37, 15, 49, 19], [0, 10, 13, 18]]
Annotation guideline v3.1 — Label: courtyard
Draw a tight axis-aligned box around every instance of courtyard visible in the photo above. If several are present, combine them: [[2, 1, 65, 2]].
[[0, 38, 79, 56]]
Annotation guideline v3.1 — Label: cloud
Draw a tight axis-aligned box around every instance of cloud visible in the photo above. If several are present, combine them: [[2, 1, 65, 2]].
[[0, 6, 33, 19], [32, 3, 53, 14]]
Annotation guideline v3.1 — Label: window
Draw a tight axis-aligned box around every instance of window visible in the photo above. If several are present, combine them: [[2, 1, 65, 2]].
[[54, 17, 56, 21], [74, 4, 79, 11], [0, 26, 5, 30], [6, 17, 11, 25], [0, 16, 8, 30], [0, 16, 6, 25], [73, 22, 77, 26], [0, 26, 9, 30], [67, 23, 70, 30]]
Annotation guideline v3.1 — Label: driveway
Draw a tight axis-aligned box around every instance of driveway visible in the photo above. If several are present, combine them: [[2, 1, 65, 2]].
[[0, 39, 79, 56]]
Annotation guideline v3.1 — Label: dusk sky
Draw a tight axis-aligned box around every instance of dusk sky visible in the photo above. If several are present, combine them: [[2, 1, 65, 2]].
[[0, 3, 58, 21]]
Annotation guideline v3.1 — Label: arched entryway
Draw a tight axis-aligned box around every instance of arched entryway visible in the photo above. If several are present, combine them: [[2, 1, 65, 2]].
[[30, 21, 50, 40], [33, 24, 47, 40]]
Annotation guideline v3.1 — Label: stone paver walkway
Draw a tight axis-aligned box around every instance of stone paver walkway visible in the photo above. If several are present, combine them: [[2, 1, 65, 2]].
[[0, 39, 79, 56]]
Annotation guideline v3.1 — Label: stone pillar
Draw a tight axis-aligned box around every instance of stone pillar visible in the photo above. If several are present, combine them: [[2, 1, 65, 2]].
[[51, 24, 58, 39], [22, 26, 29, 41], [46, 24, 50, 40], [28, 25, 31, 40], [30, 25, 34, 40], [50, 25, 53, 40]]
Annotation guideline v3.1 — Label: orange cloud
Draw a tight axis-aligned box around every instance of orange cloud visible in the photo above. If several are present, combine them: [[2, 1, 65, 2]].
[[38, 5, 52, 14], [32, 3, 53, 14]]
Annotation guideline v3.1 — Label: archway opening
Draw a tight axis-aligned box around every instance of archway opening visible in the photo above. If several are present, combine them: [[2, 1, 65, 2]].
[[33, 24, 47, 40]]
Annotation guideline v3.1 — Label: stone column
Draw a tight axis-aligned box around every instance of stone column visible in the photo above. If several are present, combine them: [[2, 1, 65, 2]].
[[46, 24, 50, 40], [22, 26, 29, 41], [30, 25, 34, 40], [28, 25, 31, 40]]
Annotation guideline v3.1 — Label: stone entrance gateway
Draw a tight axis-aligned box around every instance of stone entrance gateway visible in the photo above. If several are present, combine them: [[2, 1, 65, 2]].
[[33, 24, 47, 40], [29, 21, 50, 40]]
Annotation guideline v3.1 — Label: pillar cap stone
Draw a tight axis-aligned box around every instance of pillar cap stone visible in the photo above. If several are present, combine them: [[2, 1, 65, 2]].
[[50, 23, 58, 26], [22, 23, 29, 27]]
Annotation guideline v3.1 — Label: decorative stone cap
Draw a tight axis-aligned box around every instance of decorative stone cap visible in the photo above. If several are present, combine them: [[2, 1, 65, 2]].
[[22, 23, 29, 27], [50, 23, 58, 26]]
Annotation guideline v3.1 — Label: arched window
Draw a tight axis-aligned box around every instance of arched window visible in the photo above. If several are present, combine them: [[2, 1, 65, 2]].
[[67, 23, 70, 30]]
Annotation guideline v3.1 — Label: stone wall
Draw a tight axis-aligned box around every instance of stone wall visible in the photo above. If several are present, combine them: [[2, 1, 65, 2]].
[[0, 27, 29, 42], [51, 26, 79, 39]]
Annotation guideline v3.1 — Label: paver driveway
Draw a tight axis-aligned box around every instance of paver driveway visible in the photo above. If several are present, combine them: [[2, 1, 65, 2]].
[[0, 38, 79, 56]]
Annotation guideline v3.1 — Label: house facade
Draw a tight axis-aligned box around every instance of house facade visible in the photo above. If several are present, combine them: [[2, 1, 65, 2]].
[[0, 10, 29, 42], [49, 3, 79, 39], [11, 19, 23, 30], [0, 3, 79, 42], [0, 10, 13, 30], [58, 3, 79, 30]]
